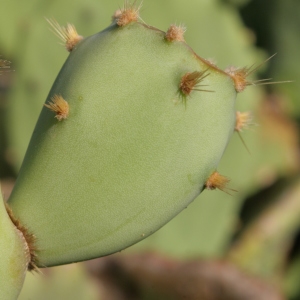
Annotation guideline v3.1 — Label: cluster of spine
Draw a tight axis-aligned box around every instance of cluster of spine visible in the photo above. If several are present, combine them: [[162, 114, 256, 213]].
[[4, 204, 38, 271]]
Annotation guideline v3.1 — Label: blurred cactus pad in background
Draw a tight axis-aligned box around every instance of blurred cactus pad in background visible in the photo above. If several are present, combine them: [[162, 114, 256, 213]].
[[0, 0, 300, 299]]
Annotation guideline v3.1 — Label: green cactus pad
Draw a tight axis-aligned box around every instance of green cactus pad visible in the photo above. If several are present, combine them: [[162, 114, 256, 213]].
[[8, 21, 236, 267]]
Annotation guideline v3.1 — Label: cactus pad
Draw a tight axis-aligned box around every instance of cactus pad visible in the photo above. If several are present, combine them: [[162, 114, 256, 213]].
[[8, 17, 237, 267]]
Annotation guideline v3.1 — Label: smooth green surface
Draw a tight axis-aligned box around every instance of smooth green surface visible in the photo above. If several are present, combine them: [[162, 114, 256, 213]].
[[9, 22, 236, 267], [0, 191, 28, 300]]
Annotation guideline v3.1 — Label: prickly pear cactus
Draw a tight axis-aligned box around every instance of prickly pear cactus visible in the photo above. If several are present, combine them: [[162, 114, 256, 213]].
[[5, 3, 253, 270]]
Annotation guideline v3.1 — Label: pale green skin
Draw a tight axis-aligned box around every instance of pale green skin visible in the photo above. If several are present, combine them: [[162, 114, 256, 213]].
[[8, 22, 236, 267], [0, 192, 28, 300]]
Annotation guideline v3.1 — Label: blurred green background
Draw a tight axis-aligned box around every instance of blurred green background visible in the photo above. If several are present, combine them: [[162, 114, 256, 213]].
[[0, 0, 299, 299]]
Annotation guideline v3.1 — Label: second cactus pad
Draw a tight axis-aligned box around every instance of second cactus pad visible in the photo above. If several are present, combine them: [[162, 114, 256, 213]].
[[8, 19, 236, 267]]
